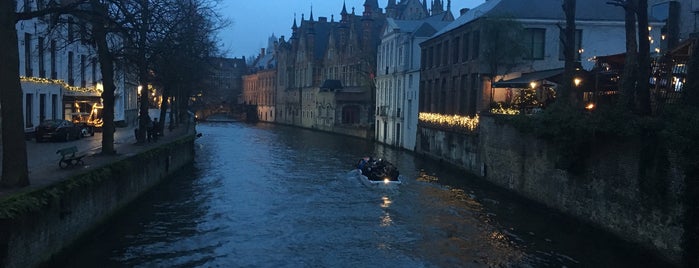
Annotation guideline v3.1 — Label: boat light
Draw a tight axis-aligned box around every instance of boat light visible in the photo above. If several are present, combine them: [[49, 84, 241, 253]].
[[383, 178, 390, 184]]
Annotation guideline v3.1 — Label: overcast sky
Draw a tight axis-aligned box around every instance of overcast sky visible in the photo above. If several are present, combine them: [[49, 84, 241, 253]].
[[218, 0, 484, 59]]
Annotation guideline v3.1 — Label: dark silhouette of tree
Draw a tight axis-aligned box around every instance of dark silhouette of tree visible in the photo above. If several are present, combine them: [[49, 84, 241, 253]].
[[481, 16, 526, 80], [608, 0, 652, 115], [559, 0, 578, 107], [0, 0, 85, 187]]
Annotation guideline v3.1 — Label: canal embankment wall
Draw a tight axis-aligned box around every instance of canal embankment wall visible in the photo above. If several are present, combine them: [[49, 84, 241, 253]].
[[416, 114, 686, 265], [0, 134, 196, 268]]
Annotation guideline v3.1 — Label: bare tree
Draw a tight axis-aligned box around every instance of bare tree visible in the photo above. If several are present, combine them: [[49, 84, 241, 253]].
[[0, 0, 28, 187], [481, 16, 526, 80], [559, 0, 577, 107], [608, 0, 652, 115], [0, 0, 86, 187]]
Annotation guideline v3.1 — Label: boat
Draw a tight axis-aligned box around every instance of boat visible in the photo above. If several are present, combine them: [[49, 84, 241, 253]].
[[355, 157, 402, 187]]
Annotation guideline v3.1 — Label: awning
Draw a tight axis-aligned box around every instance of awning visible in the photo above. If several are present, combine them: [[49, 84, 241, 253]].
[[492, 68, 564, 88], [20, 81, 62, 93]]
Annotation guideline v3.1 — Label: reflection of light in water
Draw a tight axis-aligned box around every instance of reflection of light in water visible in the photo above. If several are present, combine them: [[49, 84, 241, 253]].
[[380, 196, 393, 227], [380, 212, 392, 227], [416, 170, 439, 182], [381, 196, 392, 208], [490, 231, 508, 243]]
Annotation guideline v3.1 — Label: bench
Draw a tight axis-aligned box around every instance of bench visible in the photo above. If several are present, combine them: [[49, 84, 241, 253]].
[[57, 146, 86, 169]]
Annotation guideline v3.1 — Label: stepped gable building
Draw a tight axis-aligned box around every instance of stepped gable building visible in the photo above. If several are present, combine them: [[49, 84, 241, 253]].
[[274, 0, 451, 138]]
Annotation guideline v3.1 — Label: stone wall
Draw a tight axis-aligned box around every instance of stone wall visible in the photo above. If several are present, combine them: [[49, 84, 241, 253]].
[[0, 135, 196, 268], [416, 126, 480, 174], [416, 115, 686, 264]]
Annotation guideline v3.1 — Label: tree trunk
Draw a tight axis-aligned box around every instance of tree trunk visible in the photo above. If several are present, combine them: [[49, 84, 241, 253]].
[[619, 1, 639, 112], [686, 40, 699, 107], [560, 0, 577, 107], [636, 0, 652, 115], [158, 89, 168, 134], [0, 1, 30, 187], [92, 4, 115, 155], [136, 0, 150, 143]]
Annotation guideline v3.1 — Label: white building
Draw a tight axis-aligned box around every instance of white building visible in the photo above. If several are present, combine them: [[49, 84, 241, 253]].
[[376, 17, 451, 150], [16, 1, 135, 135]]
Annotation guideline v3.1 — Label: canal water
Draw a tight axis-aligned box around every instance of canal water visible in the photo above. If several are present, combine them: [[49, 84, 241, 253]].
[[60, 122, 670, 267]]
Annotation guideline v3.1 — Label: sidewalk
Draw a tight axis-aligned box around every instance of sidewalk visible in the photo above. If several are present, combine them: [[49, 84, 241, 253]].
[[0, 124, 195, 199]]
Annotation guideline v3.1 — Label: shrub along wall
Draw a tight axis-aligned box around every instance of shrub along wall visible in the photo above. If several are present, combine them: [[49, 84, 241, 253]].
[[0, 135, 195, 268]]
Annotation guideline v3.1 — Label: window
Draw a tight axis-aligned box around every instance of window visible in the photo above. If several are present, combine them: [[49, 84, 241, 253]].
[[442, 40, 449, 65], [472, 30, 480, 60], [91, 57, 97, 84], [435, 44, 441, 66], [39, 94, 46, 122], [25, 94, 33, 128], [50, 40, 57, 79], [68, 51, 74, 85], [453, 37, 460, 63], [469, 74, 479, 116], [80, 55, 86, 88], [463, 33, 471, 62], [38, 37, 45, 77], [51, 94, 57, 120], [428, 47, 434, 67], [67, 18, 74, 41], [524, 28, 545, 60], [559, 29, 582, 61], [342, 106, 359, 124], [24, 33, 32, 76]]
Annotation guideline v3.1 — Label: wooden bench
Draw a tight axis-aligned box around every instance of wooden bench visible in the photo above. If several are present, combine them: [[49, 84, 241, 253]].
[[57, 146, 86, 169]]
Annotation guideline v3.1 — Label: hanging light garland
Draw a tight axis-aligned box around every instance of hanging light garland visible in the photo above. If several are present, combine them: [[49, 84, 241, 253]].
[[20, 76, 102, 94], [419, 112, 479, 132]]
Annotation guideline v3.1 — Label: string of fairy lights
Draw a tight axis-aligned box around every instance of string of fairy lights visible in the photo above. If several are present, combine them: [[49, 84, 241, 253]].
[[418, 112, 480, 132], [20, 76, 102, 94]]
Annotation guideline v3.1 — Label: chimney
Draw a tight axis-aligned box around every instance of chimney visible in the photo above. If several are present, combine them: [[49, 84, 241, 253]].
[[261, 48, 265, 55], [460, 8, 470, 16], [319, 16, 328, 22]]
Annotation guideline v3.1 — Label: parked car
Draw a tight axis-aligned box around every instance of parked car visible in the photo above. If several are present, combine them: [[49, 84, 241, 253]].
[[78, 123, 95, 137], [35, 119, 83, 142]]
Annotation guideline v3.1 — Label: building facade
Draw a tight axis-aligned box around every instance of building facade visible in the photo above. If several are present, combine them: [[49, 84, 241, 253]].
[[243, 36, 278, 122], [419, 0, 662, 117], [375, 15, 452, 150], [274, 0, 452, 138], [197, 57, 247, 119], [16, 1, 134, 133]]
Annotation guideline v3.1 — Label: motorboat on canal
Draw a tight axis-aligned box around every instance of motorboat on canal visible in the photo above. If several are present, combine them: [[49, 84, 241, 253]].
[[355, 157, 401, 187]]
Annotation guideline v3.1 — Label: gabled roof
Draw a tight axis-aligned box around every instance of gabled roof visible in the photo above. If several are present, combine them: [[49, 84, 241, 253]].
[[431, 0, 631, 40], [386, 17, 450, 39]]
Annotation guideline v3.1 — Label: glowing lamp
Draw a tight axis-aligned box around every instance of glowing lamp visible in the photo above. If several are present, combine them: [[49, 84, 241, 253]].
[[530, 81, 538, 89], [585, 103, 595, 110], [574, 78, 582, 87]]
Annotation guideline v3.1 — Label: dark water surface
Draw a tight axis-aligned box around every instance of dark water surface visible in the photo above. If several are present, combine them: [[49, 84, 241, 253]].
[[60, 122, 670, 267]]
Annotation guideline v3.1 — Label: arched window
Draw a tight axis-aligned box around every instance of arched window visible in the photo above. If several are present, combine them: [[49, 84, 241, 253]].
[[342, 105, 360, 124]]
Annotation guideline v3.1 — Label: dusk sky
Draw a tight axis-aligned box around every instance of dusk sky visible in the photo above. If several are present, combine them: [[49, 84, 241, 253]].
[[218, 0, 484, 59]]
